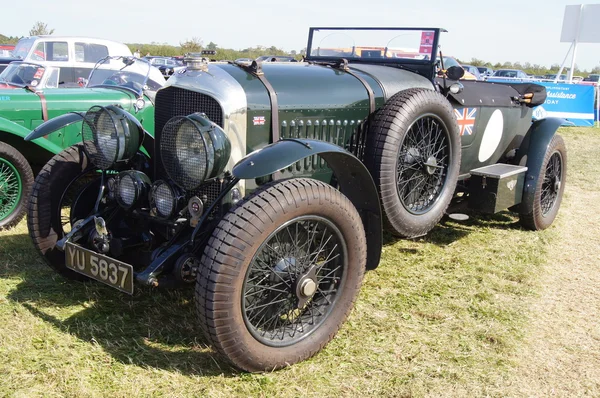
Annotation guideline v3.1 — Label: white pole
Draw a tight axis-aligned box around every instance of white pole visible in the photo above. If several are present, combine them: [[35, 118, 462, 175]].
[[568, 4, 584, 83], [557, 41, 574, 82], [568, 41, 578, 82]]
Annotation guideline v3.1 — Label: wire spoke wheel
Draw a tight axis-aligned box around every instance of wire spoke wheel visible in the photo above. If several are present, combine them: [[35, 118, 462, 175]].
[[196, 178, 366, 372], [0, 158, 22, 221], [364, 88, 460, 238], [540, 152, 562, 215], [396, 114, 450, 215], [242, 216, 347, 347], [519, 134, 567, 231]]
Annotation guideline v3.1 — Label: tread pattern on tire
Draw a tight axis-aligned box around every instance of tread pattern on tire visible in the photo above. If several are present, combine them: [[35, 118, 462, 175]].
[[0, 141, 34, 230], [364, 88, 461, 238], [195, 178, 366, 372]]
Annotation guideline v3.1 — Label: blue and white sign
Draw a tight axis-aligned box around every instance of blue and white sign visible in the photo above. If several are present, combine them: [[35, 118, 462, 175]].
[[532, 82, 596, 126]]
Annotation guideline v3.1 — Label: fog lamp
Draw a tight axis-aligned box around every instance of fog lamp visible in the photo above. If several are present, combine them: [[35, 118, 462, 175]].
[[116, 170, 151, 209]]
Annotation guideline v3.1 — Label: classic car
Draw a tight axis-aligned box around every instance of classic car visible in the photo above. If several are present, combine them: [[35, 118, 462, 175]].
[[0, 36, 132, 81], [0, 56, 163, 229], [26, 27, 566, 373]]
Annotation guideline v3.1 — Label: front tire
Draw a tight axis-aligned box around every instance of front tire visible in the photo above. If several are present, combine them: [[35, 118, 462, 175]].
[[195, 178, 367, 372], [0, 142, 34, 230], [519, 134, 567, 230], [364, 88, 461, 238], [27, 145, 96, 280]]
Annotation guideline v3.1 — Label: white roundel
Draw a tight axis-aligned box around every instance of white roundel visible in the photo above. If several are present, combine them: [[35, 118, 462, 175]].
[[478, 110, 504, 162]]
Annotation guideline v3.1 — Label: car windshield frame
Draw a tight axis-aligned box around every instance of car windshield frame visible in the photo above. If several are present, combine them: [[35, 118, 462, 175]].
[[305, 27, 444, 66]]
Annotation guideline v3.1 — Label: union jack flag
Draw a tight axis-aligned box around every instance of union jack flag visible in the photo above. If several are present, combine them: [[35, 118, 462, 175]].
[[454, 108, 477, 136], [253, 116, 266, 126]]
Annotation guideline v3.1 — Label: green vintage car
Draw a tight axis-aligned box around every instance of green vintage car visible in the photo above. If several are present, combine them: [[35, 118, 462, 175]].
[[0, 56, 163, 229], [27, 27, 566, 372]]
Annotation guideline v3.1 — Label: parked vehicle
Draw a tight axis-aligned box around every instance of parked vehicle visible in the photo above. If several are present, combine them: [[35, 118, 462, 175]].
[[440, 56, 477, 80], [0, 56, 163, 229], [477, 66, 494, 78], [583, 74, 600, 83], [462, 64, 483, 80], [143, 56, 185, 78], [487, 69, 531, 82], [0, 36, 132, 82], [27, 27, 566, 373]]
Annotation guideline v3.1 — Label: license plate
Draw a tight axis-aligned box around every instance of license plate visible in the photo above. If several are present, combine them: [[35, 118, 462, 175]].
[[65, 242, 134, 294]]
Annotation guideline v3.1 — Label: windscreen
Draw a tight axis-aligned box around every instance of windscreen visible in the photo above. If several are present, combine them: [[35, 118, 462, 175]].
[[308, 28, 438, 62]]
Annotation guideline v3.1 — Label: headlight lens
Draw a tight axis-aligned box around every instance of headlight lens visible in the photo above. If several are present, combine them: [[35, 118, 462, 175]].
[[160, 113, 231, 190], [82, 105, 144, 170], [116, 171, 151, 209], [150, 180, 180, 218]]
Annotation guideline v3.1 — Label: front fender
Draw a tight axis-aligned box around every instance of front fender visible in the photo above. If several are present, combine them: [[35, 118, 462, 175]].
[[0, 117, 64, 155], [515, 117, 564, 213], [24, 112, 85, 141], [233, 138, 383, 270]]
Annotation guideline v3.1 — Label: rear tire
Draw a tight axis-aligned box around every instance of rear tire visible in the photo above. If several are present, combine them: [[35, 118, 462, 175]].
[[364, 88, 461, 238], [195, 178, 367, 372], [27, 144, 96, 280], [0, 142, 34, 230], [519, 134, 567, 230]]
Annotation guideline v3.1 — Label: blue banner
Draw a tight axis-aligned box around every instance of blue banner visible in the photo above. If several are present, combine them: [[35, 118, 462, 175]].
[[532, 83, 596, 127]]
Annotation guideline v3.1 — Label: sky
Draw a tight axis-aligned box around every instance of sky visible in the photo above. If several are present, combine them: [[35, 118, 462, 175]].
[[3, 0, 600, 71]]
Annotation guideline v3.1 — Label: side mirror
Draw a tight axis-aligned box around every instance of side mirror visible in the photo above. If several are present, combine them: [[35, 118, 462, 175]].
[[446, 65, 465, 80]]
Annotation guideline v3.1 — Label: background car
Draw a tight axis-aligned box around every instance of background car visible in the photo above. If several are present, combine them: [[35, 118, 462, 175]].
[[28, 27, 566, 374], [0, 56, 163, 229], [583, 74, 600, 83], [461, 64, 483, 80], [487, 69, 531, 82], [543, 73, 567, 81], [477, 66, 494, 78], [143, 56, 185, 78]]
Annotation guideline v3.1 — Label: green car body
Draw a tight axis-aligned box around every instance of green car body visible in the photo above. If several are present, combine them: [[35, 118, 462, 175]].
[[27, 28, 567, 373], [0, 57, 162, 229]]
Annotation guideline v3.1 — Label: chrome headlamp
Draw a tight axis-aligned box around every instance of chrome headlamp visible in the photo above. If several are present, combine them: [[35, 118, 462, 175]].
[[160, 113, 231, 190], [116, 170, 151, 209], [149, 180, 183, 219], [82, 105, 144, 170]]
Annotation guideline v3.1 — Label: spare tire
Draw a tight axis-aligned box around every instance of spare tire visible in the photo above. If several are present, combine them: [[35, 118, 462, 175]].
[[364, 88, 461, 238]]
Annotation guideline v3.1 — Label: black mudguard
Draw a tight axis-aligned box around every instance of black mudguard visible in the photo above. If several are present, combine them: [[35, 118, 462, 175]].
[[233, 138, 383, 270], [514, 117, 565, 214]]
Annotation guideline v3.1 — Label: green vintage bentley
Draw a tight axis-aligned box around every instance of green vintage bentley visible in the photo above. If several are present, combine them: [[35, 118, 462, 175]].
[[26, 27, 566, 372], [0, 56, 163, 229]]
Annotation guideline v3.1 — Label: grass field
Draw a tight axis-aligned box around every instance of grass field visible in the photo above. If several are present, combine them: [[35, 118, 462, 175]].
[[1, 127, 599, 397]]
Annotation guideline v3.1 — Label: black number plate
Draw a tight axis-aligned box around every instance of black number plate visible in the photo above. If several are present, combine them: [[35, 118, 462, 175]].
[[66, 242, 134, 294]]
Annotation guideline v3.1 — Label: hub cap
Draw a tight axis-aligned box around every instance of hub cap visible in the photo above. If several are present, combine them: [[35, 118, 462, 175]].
[[242, 216, 347, 347], [0, 158, 22, 222]]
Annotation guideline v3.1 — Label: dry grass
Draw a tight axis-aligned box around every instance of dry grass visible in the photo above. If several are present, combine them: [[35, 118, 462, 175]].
[[0, 126, 599, 397]]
